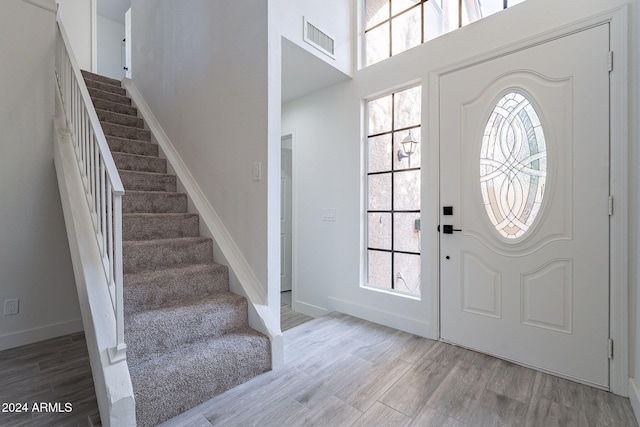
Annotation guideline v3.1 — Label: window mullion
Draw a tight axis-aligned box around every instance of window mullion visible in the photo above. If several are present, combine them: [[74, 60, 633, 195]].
[[390, 91, 395, 288]]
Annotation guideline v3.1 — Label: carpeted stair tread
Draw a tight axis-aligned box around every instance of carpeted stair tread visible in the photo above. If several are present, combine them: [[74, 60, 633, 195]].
[[88, 87, 131, 105], [101, 122, 151, 141], [91, 97, 138, 117], [123, 212, 199, 240], [84, 78, 127, 96], [125, 292, 249, 366], [120, 170, 177, 192], [123, 236, 213, 274], [123, 191, 188, 213], [124, 263, 229, 314], [106, 136, 159, 157], [84, 70, 273, 426], [129, 328, 271, 427], [96, 109, 144, 129], [81, 70, 121, 87], [113, 152, 167, 174]]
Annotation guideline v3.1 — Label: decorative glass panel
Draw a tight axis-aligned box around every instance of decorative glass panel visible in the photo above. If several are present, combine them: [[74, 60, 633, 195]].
[[480, 92, 547, 239]]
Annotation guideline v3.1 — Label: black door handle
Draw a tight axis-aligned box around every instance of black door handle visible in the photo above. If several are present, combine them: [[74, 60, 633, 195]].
[[442, 225, 462, 234]]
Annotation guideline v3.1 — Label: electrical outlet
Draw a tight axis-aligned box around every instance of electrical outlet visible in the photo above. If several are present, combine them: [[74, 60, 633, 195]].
[[4, 299, 19, 316]]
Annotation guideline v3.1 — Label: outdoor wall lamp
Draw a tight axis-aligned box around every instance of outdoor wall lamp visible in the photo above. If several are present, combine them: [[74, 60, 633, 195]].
[[397, 131, 419, 162]]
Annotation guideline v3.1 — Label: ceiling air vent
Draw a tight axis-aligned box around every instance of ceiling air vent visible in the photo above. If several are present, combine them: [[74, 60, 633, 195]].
[[303, 17, 335, 59]]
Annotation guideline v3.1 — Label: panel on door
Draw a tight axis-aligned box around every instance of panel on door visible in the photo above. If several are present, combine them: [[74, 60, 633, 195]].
[[439, 25, 610, 387]]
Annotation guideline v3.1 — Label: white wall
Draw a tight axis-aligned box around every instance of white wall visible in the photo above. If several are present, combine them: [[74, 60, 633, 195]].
[[56, 0, 94, 71], [97, 15, 124, 80], [0, 0, 81, 350], [629, 0, 640, 416], [283, 0, 637, 352], [131, 0, 271, 302], [273, 0, 353, 76]]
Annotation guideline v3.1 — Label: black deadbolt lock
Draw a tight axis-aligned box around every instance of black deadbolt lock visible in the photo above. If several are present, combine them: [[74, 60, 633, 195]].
[[443, 206, 453, 215]]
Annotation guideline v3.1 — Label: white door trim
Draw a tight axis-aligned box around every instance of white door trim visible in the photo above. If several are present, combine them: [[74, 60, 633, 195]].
[[281, 130, 300, 309], [428, 4, 629, 396]]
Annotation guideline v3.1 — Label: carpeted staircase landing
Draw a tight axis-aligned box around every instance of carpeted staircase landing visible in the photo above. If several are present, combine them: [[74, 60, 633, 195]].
[[81, 70, 271, 427]]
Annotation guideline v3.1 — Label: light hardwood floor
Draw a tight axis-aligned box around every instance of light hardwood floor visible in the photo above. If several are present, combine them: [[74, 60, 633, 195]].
[[0, 332, 100, 426], [2, 313, 637, 427], [162, 312, 638, 427], [281, 304, 314, 331]]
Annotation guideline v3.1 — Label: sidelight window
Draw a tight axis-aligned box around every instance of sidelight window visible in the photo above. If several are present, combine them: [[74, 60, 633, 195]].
[[365, 85, 421, 296]]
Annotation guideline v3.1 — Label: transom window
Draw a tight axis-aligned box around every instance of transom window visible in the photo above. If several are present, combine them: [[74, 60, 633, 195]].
[[364, 0, 528, 66], [366, 85, 421, 296]]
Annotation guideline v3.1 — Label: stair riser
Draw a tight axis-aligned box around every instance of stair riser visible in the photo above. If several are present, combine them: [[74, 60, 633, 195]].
[[91, 97, 138, 117], [123, 214, 199, 240], [130, 330, 271, 427], [81, 70, 121, 87], [107, 137, 159, 157], [120, 171, 176, 192], [125, 297, 249, 366], [124, 264, 229, 314], [97, 109, 144, 129], [102, 122, 151, 141], [123, 192, 187, 214], [113, 153, 167, 174], [88, 87, 131, 105], [84, 78, 127, 96], [123, 238, 213, 274]]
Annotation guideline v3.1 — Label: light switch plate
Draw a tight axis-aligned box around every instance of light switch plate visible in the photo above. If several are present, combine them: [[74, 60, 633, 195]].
[[322, 208, 336, 221]]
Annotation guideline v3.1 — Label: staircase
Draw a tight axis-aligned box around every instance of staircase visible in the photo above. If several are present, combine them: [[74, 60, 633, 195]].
[[81, 70, 271, 427]]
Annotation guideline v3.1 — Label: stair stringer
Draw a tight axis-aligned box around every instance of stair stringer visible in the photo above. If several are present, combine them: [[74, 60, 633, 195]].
[[122, 79, 284, 368], [53, 93, 136, 427]]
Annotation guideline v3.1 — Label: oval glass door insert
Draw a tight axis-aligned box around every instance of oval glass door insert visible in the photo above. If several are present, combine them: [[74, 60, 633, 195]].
[[480, 92, 547, 239]]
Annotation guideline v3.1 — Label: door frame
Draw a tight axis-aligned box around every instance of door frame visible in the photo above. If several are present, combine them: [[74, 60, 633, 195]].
[[281, 130, 298, 306], [427, 5, 629, 395]]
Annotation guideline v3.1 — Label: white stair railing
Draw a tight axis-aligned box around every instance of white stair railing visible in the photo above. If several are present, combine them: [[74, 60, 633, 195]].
[[55, 15, 127, 364]]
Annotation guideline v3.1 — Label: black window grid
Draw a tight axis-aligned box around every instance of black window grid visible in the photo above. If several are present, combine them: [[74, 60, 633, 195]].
[[366, 91, 421, 291], [364, 0, 514, 62]]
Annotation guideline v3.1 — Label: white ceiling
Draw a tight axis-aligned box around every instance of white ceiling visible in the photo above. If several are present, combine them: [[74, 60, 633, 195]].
[[97, 0, 130, 25], [281, 38, 351, 104]]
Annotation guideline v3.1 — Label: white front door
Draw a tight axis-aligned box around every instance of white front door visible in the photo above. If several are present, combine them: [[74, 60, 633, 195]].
[[439, 24, 610, 387]]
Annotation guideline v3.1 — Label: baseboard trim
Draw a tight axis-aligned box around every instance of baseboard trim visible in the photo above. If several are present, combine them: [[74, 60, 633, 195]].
[[630, 378, 640, 424], [293, 300, 330, 318], [328, 297, 431, 338], [21, 0, 57, 13], [0, 319, 83, 351]]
